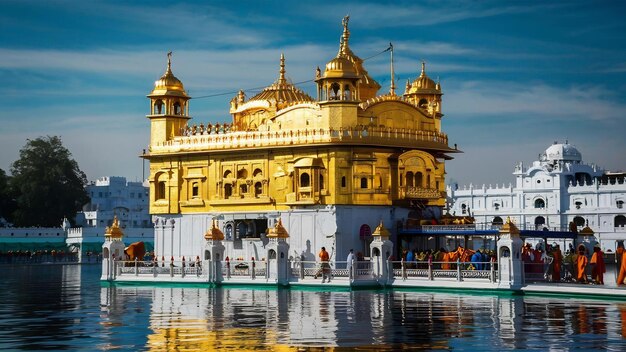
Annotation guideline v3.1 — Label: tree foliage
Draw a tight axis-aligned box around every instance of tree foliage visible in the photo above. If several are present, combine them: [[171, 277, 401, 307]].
[[0, 168, 16, 225], [10, 136, 88, 227]]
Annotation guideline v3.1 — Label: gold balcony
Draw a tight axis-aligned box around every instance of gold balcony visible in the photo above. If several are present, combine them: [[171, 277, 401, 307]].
[[148, 126, 452, 155], [400, 186, 442, 200]]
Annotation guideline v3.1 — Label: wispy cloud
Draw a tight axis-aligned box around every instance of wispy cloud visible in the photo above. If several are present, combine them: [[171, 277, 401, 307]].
[[306, 1, 563, 27], [444, 80, 626, 121]]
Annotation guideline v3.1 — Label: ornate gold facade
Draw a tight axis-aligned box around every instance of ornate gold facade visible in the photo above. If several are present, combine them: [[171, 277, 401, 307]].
[[144, 17, 457, 216]]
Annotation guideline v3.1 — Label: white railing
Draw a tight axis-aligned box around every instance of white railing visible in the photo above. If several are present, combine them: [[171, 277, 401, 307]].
[[388, 260, 497, 282], [115, 258, 204, 278]]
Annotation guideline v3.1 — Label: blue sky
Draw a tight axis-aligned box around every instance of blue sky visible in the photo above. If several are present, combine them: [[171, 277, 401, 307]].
[[1, 0, 625, 186]]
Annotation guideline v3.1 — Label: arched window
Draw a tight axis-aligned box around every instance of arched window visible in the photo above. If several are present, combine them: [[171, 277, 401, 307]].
[[254, 182, 262, 197], [240, 184, 248, 194], [416, 172, 423, 188], [615, 215, 626, 227], [344, 85, 351, 100], [426, 174, 431, 188], [534, 199, 545, 208], [360, 177, 368, 189], [191, 182, 199, 198], [617, 200, 624, 209], [154, 100, 163, 114], [330, 83, 340, 100], [253, 168, 263, 178], [223, 170, 232, 179], [418, 98, 428, 108], [461, 203, 467, 214], [406, 172, 414, 187], [573, 216, 585, 227], [320, 174, 325, 190], [300, 172, 310, 187], [156, 181, 166, 200], [173, 102, 181, 115], [224, 184, 232, 199], [535, 216, 546, 226], [492, 216, 504, 226], [341, 176, 346, 188]]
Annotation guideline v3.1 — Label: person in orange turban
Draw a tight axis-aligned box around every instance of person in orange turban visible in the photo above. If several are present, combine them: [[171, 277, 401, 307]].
[[576, 244, 588, 284], [590, 245, 606, 285]]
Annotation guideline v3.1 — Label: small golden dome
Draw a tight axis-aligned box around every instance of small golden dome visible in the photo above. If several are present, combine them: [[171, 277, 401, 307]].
[[372, 220, 390, 238], [247, 54, 313, 106], [105, 216, 124, 239], [149, 52, 189, 98], [267, 218, 289, 238], [499, 216, 520, 235], [204, 219, 224, 241], [406, 62, 441, 95], [323, 55, 358, 79]]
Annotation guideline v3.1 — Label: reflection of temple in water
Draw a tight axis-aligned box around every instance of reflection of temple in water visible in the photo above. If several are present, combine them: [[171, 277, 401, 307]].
[[99, 286, 626, 349]]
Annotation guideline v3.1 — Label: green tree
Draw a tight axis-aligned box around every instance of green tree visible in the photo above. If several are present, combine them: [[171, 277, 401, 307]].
[[10, 136, 88, 227], [0, 168, 16, 225]]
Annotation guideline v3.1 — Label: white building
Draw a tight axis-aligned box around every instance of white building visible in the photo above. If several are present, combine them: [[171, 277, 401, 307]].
[[68, 176, 154, 261], [77, 176, 151, 229], [447, 142, 626, 251]]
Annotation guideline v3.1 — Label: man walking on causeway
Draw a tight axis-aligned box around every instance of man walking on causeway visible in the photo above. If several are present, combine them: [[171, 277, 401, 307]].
[[316, 247, 331, 283]]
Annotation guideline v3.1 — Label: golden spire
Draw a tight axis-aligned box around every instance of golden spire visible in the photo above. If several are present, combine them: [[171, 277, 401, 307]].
[[267, 218, 289, 238], [372, 220, 390, 238], [420, 61, 426, 77], [278, 53, 286, 85], [166, 51, 173, 75], [499, 216, 520, 235], [204, 219, 224, 241], [105, 215, 124, 239], [340, 15, 350, 56]]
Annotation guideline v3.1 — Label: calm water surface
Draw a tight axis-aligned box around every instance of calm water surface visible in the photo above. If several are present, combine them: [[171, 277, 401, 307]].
[[1, 264, 626, 351]]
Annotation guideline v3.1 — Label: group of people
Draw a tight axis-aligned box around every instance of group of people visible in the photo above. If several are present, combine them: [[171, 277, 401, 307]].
[[0, 249, 79, 264], [521, 242, 609, 285], [402, 247, 496, 271]]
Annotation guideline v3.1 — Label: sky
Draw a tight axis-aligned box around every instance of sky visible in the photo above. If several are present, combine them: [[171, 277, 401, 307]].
[[1, 0, 625, 187]]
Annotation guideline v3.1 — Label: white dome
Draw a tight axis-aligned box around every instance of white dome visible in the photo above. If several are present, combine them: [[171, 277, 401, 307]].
[[542, 141, 582, 162]]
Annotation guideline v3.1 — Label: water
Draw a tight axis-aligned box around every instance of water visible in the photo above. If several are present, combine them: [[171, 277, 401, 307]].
[[1, 264, 625, 351]]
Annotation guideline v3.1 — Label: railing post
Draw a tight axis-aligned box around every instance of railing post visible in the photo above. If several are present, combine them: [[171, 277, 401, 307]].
[[457, 259, 462, 282], [387, 258, 394, 284], [401, 258, 406, 281], [153, 256, 158, 277], [181, 256, 186, 278], [299, 256, 305, 279], [490, 261, 496, 283], [112, 255, 117, 280], [196, 256, 201, 278], [134, 257, 138, 276], [251, 257, 256, 280], [428, 256, 433, 281], [170, 256, 174, 277], [350, 259, 355, 281]]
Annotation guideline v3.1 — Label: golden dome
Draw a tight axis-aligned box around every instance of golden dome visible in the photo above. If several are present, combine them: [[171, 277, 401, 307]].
[[405, 62, 441, 95], [149, 52, 189, 98], [499, 217, 520, 235], [204, 219, 224, 241], [105, 216, 124, 239], [372, 220, 390, 238], [266, 218, 289, 238], [323, 55, 358, 78], [247, 53, 313, 106]]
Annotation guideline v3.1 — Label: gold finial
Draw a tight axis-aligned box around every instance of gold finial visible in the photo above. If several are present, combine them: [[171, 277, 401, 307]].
[[267, 218, 289, 238], [372, 220, 390, 238], [499, 216, 520, 235], [340, 15, 350, 55], [389, 42, 395, 95], [105, 215, 124, 239], [420, 61, 426, 76], [278, 53, 286, 85], [205, 219, 224, 241], [166, 51, 173, 73]]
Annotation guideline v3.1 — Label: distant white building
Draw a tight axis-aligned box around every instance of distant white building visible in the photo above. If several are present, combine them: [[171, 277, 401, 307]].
[[447, 141, 626, 252], [77, 176, 151, 228], [68, 176, 154, 261]]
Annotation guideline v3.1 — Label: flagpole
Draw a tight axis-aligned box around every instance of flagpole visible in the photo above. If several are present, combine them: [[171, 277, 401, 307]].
[[389, 42, 395, 95]]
